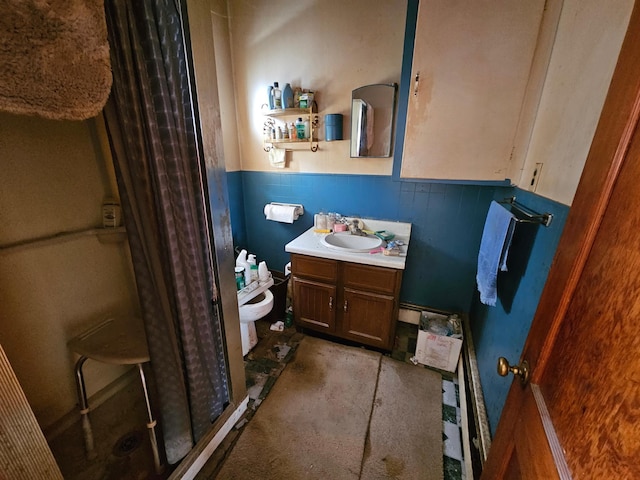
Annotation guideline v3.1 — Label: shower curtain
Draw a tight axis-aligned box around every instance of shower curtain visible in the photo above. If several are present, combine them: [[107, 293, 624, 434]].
[[103, 0, 229, 464]]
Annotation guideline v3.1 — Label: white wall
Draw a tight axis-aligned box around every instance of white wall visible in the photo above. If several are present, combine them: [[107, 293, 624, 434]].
[[518, 0, 634, 206], [227, 0, 407, 174], [0, 112, 139, 430]]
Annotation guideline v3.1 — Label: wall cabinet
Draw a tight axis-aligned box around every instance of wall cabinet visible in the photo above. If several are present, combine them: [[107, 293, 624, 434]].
[[400, 0, 548, 182], [291, 254, 402, 350]]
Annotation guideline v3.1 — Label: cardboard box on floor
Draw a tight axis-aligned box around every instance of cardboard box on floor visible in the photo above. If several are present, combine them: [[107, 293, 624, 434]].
[[415, 311, 463, 373]]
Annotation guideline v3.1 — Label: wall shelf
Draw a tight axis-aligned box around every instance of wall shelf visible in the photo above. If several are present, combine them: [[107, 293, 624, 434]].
[[263, 106, 319, 152]]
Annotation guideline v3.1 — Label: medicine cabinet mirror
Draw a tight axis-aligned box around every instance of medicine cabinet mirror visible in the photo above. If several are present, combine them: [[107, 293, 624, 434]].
[[350, 83, 397, 158]]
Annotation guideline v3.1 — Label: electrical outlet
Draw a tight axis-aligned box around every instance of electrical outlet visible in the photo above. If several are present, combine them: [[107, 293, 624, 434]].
[[529, 162, 543, 191]]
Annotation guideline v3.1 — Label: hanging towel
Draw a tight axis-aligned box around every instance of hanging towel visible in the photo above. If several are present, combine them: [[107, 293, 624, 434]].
[[269, 147, 286, 168], [476, 201, 517, 306]]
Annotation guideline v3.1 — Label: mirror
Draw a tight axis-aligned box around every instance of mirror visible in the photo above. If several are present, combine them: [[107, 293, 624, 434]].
[[350, 83, 397, 157]]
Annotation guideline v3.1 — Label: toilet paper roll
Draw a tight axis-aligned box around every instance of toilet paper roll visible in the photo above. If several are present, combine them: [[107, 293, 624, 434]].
[[264, 204, 301, 223]]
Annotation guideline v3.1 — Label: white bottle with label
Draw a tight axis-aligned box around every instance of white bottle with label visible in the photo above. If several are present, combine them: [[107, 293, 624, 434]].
[[236, 249, 252, 286], [304, 118, 310, 139], [247, 254, 259, 283]]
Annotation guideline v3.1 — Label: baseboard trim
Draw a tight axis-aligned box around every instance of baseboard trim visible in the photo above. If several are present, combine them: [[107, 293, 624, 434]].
[[462, 315, 492, 465]]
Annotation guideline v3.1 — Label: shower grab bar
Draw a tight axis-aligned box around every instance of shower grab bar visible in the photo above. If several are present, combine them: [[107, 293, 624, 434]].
[[499, 197, 553, 227]]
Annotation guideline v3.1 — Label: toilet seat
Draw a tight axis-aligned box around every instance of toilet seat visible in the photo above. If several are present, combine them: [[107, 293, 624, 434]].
[[239, 289, 274, 323]]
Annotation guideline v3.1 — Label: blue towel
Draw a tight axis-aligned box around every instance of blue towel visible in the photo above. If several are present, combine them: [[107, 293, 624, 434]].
[[476, 201, 516, 306]]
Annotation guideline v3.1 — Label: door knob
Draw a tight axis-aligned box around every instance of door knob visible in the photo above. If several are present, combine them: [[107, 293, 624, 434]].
[[497, 357, 530, 385]]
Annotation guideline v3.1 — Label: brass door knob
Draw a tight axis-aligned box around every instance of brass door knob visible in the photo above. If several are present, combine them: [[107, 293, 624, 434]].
[[497, 357, 530, 385]]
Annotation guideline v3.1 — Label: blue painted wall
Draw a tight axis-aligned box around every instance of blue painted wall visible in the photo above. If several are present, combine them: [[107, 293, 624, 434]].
[[229, 171, 514, 314], [225, 174, 569, 435], [470, 188, 568, 435], [226, 171, 246, 249]]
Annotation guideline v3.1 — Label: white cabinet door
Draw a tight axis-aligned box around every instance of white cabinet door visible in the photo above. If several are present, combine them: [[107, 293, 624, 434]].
[[401, 0, 546, 181]]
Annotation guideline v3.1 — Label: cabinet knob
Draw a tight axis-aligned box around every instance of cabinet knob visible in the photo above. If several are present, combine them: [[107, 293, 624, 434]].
[[344, 300, 348, 312]]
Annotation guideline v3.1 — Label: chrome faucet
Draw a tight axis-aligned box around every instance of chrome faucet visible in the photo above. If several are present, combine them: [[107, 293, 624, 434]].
[[349, 219, 366, 236]]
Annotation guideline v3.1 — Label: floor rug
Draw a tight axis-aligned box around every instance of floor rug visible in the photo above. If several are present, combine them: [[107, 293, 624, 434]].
[[215, 336, 442, 479], [361, 356, 443, 479]]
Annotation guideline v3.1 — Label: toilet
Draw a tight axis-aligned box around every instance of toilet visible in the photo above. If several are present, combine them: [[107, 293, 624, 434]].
[[238, 288, 274, 356]]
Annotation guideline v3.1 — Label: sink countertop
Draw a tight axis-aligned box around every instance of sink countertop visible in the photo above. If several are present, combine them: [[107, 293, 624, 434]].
[[285, 219, 412, 270]]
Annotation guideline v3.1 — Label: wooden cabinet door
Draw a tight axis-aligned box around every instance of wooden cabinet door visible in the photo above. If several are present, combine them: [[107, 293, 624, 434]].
[[292, 277, 337, 333], [401, 0, 546, 181], [341, 288, 395, 350]]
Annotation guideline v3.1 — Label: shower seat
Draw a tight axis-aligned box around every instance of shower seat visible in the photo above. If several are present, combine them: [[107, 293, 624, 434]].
[[68, 315, 163, 475]]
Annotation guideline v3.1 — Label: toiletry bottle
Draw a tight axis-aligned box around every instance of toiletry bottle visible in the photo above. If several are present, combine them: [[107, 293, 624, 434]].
[[295, 118, 305, 140], [303, 118, 310, 139], [247, 254, 258, 283], [236, 250, 252, 286], [258, 261, 269, 281], [285, 306, 293, 328], [272, 82, 282, 109], [288, 122, 297, 141], [235, 266, 245, 290], [267, 85, 274, 110], [293, 87, 302, 108], [281, 83, 293, 109]]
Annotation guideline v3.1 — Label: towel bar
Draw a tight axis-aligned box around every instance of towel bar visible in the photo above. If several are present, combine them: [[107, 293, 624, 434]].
[[499, 197, 553, 227]]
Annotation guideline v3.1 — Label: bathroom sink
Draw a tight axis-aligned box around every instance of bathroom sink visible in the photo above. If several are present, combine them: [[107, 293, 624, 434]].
[[321, 232, 384, 253]]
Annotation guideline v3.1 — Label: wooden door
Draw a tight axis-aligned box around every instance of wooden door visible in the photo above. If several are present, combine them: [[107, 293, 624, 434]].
[[483, 3, 640, 478]]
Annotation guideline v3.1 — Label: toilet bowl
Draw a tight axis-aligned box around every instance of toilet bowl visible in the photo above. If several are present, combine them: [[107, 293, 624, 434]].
[[238, 289, 274, 355]]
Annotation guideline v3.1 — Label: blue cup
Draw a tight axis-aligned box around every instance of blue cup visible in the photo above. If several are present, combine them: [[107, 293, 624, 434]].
[[324, 114, 343, 141]]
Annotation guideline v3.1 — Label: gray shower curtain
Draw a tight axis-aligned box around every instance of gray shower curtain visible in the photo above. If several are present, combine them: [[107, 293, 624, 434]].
[[103, 0, 229, 464]]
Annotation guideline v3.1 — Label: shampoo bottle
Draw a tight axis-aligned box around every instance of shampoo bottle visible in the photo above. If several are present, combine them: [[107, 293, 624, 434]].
[[272, 82, 282, 109], [281, 83, 293, 109]]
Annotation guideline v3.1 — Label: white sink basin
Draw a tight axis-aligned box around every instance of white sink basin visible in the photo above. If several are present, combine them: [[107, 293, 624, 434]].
[[321, 232, 384, 253]]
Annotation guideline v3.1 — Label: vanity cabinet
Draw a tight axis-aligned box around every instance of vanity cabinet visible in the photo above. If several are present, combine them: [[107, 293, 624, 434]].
[[400, 0, 548, 182], [291, 254, 402, 350]]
